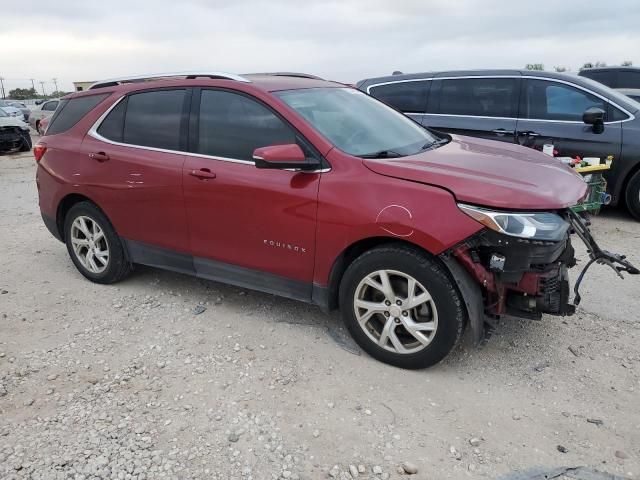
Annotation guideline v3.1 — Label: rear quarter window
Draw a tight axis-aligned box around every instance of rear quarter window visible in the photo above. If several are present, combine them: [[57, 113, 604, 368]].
[[47, 94, 109, 135]]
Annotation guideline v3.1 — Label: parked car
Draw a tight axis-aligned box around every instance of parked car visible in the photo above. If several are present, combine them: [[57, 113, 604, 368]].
[[617, 88, 640, 102], [6, 101, 31, 121], [0, 107, 32, 152], [357, 70, 640, 219], [29, 98, 60, 134], [38, 116, 50, 135], [579, 66, 640, 89], [34, 72, 637, 369], [0, 100, 25, 120]]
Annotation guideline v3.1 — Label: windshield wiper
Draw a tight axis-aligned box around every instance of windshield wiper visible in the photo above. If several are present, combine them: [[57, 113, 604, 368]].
[[359, 150, 403, 159], [420, 137, 450, 151]]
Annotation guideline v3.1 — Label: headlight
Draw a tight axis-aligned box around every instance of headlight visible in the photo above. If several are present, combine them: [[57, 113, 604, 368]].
[[458, 203, 569, 241]]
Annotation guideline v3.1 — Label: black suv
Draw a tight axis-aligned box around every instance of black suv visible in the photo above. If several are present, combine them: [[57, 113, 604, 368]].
[[357, 70, 640, 219]]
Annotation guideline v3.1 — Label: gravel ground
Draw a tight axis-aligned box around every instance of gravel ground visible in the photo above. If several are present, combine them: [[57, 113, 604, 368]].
[[1, 145, 639, 480]]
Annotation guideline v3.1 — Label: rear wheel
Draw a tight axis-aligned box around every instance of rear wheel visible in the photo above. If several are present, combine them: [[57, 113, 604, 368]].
[[625, 170, 640, 221], [64, 202, 132, 284], [339, 245, 465, 369]]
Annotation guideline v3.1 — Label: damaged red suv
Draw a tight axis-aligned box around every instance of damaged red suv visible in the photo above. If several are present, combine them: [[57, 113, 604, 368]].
[[35, 72, 637, 369]]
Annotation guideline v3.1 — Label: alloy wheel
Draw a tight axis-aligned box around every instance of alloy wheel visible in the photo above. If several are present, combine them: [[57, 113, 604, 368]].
[[70, 216, 109, 274], [353, 269, 438, 354]]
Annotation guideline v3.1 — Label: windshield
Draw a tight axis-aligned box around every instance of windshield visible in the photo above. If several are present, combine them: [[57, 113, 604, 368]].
[[0, 108, 7, 117], [275, 87, 437, 157]]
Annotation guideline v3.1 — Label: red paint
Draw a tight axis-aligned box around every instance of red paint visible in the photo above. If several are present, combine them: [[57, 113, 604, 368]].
[[253, 144, 305, 163], [36, 76, 588, 292]]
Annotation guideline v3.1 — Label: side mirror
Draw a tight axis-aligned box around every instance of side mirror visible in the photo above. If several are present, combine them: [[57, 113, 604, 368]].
[[583, 107, 605, 134], [34, 99, 44, 105], [253, 144, 319, 170]]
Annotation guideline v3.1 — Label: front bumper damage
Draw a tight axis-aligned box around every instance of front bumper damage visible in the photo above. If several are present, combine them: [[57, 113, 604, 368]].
[[441, 210, 638, 345], [0, 126, 31, 152]]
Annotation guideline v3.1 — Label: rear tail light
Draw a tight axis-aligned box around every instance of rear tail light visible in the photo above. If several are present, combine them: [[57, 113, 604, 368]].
[[33, 143, 47, 163]]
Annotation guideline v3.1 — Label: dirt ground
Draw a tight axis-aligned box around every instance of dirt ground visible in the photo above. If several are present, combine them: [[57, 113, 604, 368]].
[[1, 143, 639, 480]]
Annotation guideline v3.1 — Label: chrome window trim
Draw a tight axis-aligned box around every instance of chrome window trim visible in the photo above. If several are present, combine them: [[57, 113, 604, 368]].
[[87, 95, 330, 170], [365, 74, 635, 124]]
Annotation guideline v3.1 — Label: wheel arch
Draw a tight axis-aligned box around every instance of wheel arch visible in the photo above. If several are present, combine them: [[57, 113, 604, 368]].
[[56, 193, 104, 241], [620, 160, 640, 209], [322, 236, 443, 312]]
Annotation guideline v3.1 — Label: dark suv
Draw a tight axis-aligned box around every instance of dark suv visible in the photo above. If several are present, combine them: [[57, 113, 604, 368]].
[[357, 70, 640, 219], [579, 66, 640, 89], [34, 72, 637, 369]]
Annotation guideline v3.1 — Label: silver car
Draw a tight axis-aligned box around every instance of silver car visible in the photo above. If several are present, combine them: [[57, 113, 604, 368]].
[[29, 99, 60, 134]]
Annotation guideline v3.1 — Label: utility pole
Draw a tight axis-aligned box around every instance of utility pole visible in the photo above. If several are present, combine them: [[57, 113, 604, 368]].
[[39, 81, 47, 97], [52, 78, 59, 93], [0, 77, 5, 99], [30, 78, 36, 91]]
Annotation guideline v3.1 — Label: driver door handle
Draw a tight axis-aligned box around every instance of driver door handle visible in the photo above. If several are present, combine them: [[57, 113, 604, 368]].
[[189, 168, 217, 180], [491, 129, 515, 136]]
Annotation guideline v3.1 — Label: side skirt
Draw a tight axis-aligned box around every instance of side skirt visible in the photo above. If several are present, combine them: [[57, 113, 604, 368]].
[[124, 239, 323, 306]]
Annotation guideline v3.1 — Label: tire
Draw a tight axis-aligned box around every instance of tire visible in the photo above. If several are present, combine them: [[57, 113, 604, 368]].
[[63, 202, 132, 284], [19, 132, 32, 152], [339, 244, 465, 369], [625, 170, 640, 221]]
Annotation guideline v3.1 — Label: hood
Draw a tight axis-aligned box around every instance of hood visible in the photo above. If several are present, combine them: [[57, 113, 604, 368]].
[[0, 117, 29, 129], [363, 135, 587, 210]]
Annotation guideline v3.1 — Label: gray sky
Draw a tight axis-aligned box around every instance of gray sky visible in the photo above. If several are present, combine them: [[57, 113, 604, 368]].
[[2, 0, 639, 92]]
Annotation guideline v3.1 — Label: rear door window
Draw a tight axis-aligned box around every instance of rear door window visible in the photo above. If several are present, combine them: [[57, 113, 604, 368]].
[[436, 78, 518, 118], [97, 90, 186, 150], [124, 90, 186, 150], [42, 101, 59, 112], [197, 90, 296, 161], [368, 80, 430, 113], [522, 79, 607, 121], [46, 94, 109, 135]]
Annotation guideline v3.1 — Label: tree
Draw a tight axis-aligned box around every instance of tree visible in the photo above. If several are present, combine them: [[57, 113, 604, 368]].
[[525, 63, 544, 71], [581, 61, 607, 70], [7, 87, 38, 100], [554, 66, 569, 73], [48, 90, 71, 99], [622, 60, 633, 66]]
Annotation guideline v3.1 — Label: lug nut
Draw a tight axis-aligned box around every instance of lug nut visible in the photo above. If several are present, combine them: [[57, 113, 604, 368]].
[[394, 318, 400, 323], [402, 311, 408, 316], [396, 300, 402, 306], [384, 312, 390, 317], [385, 301, 391, 306]]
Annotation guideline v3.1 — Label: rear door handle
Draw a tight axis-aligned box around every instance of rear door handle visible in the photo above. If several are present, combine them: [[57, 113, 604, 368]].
[[189, 168, 216, 179], [89, 151, 109, 162], [491, 129, 515, 136]]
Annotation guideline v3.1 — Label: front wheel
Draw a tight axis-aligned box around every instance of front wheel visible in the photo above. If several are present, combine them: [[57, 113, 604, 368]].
[[339, 245, 465, 369], [625, 170, 640, 221], [64, 202, 132, 284]]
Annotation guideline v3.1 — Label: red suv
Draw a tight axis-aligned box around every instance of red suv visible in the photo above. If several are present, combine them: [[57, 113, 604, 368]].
[[34, 72, 637, 369]]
